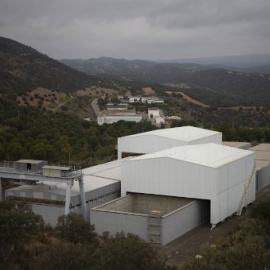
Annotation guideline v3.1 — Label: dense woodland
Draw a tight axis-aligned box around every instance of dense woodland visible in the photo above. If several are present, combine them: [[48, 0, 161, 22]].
[[0, 95, 155, 167], [1, 95, 270, 168]]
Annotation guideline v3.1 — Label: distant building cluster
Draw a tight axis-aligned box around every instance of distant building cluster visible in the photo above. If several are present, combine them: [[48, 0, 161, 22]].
[[148, 107, 181, 127], [126, 96, 164, 104], [97, 101, 181, 127]]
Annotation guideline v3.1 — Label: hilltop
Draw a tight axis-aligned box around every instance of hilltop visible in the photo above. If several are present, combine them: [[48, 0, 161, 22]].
[[0, 37, 106, 95], [61, 56, 270, 106]]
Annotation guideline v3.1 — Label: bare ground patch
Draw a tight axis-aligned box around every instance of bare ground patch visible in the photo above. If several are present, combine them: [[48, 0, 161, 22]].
[[76, 87, 119, 97], [142, 87, 156, 95], [166, 91, 209, 108]]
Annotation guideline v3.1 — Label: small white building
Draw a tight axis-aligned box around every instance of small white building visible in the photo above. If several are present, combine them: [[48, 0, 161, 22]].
[[118, 126, 222, 159], [148, 108, 160, 119], [128, 96, 164, 104], [97, 110, 142, 125], [148, 107, 165, 127]]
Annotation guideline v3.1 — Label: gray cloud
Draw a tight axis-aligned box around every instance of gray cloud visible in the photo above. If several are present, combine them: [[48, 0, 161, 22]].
[[0, 0, 270, 60]]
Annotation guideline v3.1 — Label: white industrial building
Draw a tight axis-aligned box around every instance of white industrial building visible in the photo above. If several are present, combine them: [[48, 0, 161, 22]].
[[118, 126, 222, 159], [1, 126, 264, 245], [121, 143, 255, 225], [91, 127, 256, 245]]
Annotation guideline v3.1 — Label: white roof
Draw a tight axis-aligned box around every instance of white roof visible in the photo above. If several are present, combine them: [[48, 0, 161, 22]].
[[120, 126, 220, 142], [131, 143, 253, 168], [43, 165, 71, 171], [50, 159, 122, 193]]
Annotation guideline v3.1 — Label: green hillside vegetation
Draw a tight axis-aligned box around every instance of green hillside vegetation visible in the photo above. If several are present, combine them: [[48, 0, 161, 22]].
[[1, 95, 270, 168], [0, 37, 111, 94], [0, 95, 155, 167], [1, 198, 270, 269], [180, 202, 270, 270], [62, 57, 270, 106]]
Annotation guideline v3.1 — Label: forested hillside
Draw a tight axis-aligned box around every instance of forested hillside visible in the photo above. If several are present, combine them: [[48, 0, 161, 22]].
[[61, 57, 270, 106], [0, 95, 155, 167], [0, 37, 108, 94]]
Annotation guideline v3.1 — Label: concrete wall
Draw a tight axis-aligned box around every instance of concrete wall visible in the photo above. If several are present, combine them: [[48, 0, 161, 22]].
[[161, 200, 209, 245], [90, 199, 210, 245], [90, 210, 149, 240], [256, 165, 270, 190], [32, 204, 66, 226]]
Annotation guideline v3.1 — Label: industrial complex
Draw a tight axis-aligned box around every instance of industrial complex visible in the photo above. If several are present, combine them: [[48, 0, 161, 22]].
[[1, 126, 270, 245]]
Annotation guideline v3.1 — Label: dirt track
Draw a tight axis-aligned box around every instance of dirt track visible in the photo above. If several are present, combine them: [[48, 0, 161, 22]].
[[156, 184, 270, 268]]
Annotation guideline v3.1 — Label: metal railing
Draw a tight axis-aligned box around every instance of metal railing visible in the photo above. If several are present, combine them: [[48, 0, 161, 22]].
[[0, 161, 15, 168]]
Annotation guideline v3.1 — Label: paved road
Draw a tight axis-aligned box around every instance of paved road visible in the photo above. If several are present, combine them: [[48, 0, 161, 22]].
[[156, 184, 270, 268], [91, 98, 100, 117]]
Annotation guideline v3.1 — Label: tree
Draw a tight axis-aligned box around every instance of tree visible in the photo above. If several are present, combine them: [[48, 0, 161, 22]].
[[30, 142, 55, 160], [38, 241, 97, 270], [7, 142, 24, 160], [180, 218, 270, 270], [251, 201, 270, 223], [0, 201, 44, 267], [56, 213, 98, 246], [97, 232, 166, 270]]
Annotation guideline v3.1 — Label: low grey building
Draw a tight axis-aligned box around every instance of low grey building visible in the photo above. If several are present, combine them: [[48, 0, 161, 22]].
[[90, 194, 210, 245]]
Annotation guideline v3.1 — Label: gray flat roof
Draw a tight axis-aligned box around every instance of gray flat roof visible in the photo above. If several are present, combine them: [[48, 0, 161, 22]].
[[251, 143, 270, 152], [93, 194, 196, 216], [16, 159, 45, 164], [83, 159, 122, 181], [250, 144, 270, 170], [223, 141, 251, 149], [43, 165, 71, 171]]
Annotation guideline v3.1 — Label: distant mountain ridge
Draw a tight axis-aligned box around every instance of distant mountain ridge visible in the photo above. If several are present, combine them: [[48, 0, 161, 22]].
[[1, 36, 270, 107], [61, 56, 270, 105], [0, 36, 103, 94], [157, 54, 270, 70]]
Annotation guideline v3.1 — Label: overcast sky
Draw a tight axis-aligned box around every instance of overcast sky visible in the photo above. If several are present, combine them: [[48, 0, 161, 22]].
[[0, 0, 270, 60]]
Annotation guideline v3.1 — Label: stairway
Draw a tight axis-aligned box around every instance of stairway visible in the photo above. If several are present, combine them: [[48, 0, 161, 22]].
[[148, 210, 162, 244], [237, 163, 256, 216]]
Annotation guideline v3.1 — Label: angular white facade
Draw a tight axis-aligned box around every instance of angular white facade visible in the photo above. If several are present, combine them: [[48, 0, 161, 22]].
[[118, 126, 222, 159], [121, 143, 255, 225]]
